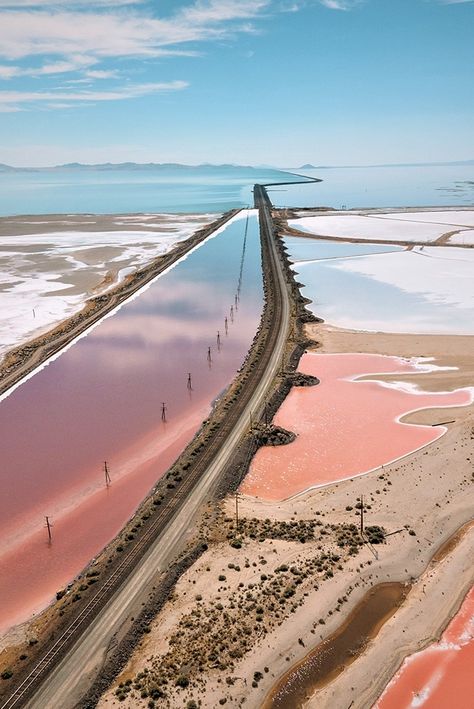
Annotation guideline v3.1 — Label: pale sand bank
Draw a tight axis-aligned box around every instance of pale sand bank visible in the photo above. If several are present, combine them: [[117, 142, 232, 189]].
[[310, 323, 474, 392]]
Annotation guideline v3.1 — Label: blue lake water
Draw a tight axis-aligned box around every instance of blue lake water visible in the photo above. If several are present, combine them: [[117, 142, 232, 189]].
[[0, 165, 298, 217], [2, 164, 472, 218], [270, 165, 474, 210]]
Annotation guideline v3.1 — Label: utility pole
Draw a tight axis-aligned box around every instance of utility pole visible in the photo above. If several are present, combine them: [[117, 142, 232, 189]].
[[207, 346, 212, 363], [235, 491, 240, 532], [187, 372, 193, 390], [45, 516, 52, 543], [360, 495, 364, 536], [217, 331, 221, 349], [161, 402, 167, 422], [224, 317, 228, 335], [104, 460, 111, 487], [230, 305, 234, 322]]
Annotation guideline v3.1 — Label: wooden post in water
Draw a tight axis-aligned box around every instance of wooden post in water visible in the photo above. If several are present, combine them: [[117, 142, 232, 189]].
[[104, 461, 111, 488], [224, 317, 228, 335], [187, 372, 193, 390], [161, 402, 167, 422], [230, 305, 234, 322], [207, 346, 212, 363], [45, 516, 52, 543], [217, 331, 221, 349]]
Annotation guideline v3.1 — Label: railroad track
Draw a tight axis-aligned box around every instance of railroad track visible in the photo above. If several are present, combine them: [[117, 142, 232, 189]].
[[1, 186, 290, 709]]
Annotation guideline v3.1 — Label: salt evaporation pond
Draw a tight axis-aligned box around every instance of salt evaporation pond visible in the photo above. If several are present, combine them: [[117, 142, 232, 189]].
[[375, 585, 474, 709], [288, 245, 474, 335], [240, 353, 472, 501], [0, 212, 263, 634], [283, 236, 399, 262]]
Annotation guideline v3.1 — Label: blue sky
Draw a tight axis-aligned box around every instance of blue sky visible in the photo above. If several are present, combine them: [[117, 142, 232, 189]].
[[0, 0, 473, 167]]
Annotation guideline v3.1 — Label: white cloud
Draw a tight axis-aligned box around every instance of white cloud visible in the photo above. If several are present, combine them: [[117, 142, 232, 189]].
[[0, 80, 188, 111], [0, 2, 271, 61], [84, 70, 119, 80], [0, 1, 142, 6], [0, 0, 273, 110], [319, 0, 361, 9]]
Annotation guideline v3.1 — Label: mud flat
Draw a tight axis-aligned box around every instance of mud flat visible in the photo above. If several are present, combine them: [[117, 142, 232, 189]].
[[304, 525, 474, 709], [263, 582, 408, 709]]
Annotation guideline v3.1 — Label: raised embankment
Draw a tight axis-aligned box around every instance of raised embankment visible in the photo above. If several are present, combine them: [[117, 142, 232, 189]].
[[0, 185, 296, 709]]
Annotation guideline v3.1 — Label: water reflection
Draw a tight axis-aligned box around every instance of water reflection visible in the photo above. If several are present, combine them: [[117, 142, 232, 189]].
[[0, 212, 263, 632]]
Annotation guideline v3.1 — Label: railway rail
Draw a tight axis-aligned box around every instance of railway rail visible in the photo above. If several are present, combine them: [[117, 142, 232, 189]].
[[1, 185, 291, 709]]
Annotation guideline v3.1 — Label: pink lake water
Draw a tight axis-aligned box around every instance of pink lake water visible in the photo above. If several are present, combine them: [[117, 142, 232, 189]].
[[0, 213, 263, 635], [240, 352, 472, 501], [375, 585, 474, 709]]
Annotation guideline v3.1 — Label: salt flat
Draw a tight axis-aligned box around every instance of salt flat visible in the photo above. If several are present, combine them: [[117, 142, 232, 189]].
[[0, 213, 216, 361], [288, 209, 474, 244], [376, 210, 474, 227], [449, 229, 474, 245]]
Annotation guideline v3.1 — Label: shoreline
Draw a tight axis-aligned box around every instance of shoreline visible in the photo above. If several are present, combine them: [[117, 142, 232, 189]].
[[0, 209, 241, 400]]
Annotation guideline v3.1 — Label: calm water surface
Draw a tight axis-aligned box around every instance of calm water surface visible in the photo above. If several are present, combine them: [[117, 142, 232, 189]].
[[0, 212, 263, 632], [0, 166, 298, 216], [271, 165, 474, 209]]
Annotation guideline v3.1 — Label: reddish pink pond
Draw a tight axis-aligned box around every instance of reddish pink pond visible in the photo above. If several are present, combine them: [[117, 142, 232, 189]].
[[0, 214, 263, 635], [240, 353, 472, 500], [375, 585, 474, 709]]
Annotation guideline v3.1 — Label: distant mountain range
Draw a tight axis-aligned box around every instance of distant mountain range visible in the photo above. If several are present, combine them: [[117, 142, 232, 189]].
[[0, 162, 288, 173], [1, 160, 472, 174]]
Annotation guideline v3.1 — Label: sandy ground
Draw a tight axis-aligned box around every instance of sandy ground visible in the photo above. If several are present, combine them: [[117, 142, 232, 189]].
[[0, 213, 216, 237], [311, 324, 474, 393], [310, 524, 474, 709], [98, 323, 474, 708]]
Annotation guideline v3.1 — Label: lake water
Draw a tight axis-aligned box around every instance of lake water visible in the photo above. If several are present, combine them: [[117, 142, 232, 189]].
[[1, 164, 473, 218], [0, 211, 263, 633], [0, 165, 298, 217], [271, 165, 474, 210]]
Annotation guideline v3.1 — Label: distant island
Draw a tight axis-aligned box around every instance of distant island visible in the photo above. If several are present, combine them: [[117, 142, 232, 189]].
[[291, 159, 474, 170]]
